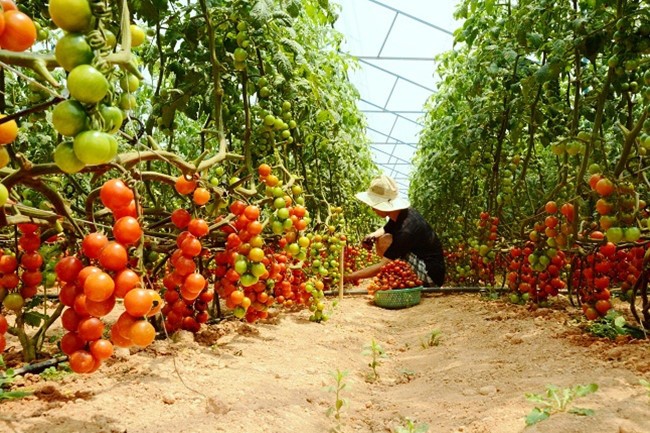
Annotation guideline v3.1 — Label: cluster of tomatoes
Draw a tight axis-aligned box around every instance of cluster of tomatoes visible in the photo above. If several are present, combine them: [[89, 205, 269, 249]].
[[341, 243, 380, 289], [473, 212, 501, 285], [49, 0, 147, 174], [161, 206, 213, 333], [571, 243, 643, 319], [157, 175, 214, 333], [367, 260, 422, 295], [56, 179, 159, 373], [506, 243, 567, 304], [213, 198, 277, 324], [589, 172, 642, 243], [0, 313, 6, 352], [343, 244, 378, 276], [306, 233, 347, 289], [444, 213, 501, 286], [0, 0, 37, 52], [0, 224, 45, 312]]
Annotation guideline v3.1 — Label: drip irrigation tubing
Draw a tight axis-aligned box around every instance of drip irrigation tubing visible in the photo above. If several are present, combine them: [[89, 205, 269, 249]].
[[323, 286, 508, 296], [12, 355, 68, 376]]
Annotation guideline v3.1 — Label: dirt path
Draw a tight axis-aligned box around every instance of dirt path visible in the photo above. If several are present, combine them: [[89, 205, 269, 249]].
[[2, 293, 650, 433]]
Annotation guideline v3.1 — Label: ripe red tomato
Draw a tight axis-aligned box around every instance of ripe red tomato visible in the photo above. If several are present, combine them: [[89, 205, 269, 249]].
[[21, 270, 43, 287], [129, 320, 155, 347], [123, 288, 154, 317], [112, 200, 138, 219], [560, 202, 575, 222], [594, 299, 611, 316], [175, 175, 197, 195], [544, 201, 557, 214], [0, 313, 8, 334], [0, 0, 17, 11], [193, 187, 210, 205], [100, 179, 134, 211], [188, 218, 209, 237], [85, 296, 116, 317], [69, 349, 96, 373], [89, 338, 114, 361], [0, 254, 17, 273], [244, 205, 260, 221], [595, 178, 614, 197], [113, 268, 141, 298], [82, 232, 109, 259], [77, 316, 105, 341], [180, 236, 202, 257], [229, 200, 246, 215], [258, 163, 272, 177], [171, 208, 191, 229], [0, 10, 36, 52], [98, 242, 128, 271], [113, 216, 142, 246], [60, 332, 85, 356], [20, 251, 43, 270], [84, 271, 115, 302], [173, 254, 196, 276]]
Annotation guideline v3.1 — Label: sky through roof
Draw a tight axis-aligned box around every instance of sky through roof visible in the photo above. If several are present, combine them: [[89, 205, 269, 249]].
[[334, 0, 460, 194]]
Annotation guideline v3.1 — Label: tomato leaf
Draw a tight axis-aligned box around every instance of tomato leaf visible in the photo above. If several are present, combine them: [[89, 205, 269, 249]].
[[274, 51, 293, 78], [573, 383, 598, 398], [0, 390, 32, 400], [525, 408, 550, 426], [287, 0, 301, 17], [24, 311, 48, 328], [525, 392, 551, 405]]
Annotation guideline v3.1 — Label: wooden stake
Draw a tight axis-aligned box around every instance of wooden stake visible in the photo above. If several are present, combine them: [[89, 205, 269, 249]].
[[339, 241, 345, 301]]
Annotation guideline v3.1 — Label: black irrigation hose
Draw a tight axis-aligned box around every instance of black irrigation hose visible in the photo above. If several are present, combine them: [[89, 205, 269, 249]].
[[12, 355, 68, 376], [323, 286, 508, 296]]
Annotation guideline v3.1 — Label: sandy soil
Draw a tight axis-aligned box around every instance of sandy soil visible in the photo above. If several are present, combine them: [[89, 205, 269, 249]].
[[1, 292, 650, 433]]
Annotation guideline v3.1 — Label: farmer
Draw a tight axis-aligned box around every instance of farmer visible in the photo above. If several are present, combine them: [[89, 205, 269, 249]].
[[343, 174, 445, 287]]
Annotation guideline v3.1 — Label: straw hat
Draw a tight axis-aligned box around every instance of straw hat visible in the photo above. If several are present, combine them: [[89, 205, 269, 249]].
[[355, 175, 410, 212]]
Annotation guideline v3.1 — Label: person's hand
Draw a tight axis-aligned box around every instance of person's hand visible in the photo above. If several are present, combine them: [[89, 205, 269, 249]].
[[361, 234, 376, 250]]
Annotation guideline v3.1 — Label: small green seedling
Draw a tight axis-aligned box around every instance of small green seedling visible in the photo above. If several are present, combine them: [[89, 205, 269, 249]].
[[394, 417, 429, 433], [420, 329, 442, 348], [363, 339, 387, 381], [586, 310, 643, 340], [326, 369, 348, 423], [525, 383, 598, 426], [0, 357, 32, 401], [40, 364, 72, 381], [640, 379, 650, 398]]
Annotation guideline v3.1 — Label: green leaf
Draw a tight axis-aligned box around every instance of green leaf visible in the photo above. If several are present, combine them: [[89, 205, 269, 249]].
[[573, 383, 598, 397], [0, 390, 32, 400], [525, 408, 550, 426], [24, 311, 48, 327], [272, 10, 294, 26], [281, 38, 305, 56], [569, 407, 594, 417], [274, 51, 293, 78], [525, 392, 550, 405], [286, 0, 301, 17], [614, 316, 626, 328], [251, 0, 272, 27]]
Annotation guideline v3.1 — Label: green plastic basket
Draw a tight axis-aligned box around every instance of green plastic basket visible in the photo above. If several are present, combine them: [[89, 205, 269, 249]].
[[374, 286, 422, 309]]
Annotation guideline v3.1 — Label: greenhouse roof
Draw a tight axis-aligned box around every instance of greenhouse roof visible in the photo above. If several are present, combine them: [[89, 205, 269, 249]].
[[335, 0, 460, 193]]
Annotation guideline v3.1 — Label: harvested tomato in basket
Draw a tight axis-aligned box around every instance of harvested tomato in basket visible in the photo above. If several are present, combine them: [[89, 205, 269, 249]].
[[367, 260, 422, 295]]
